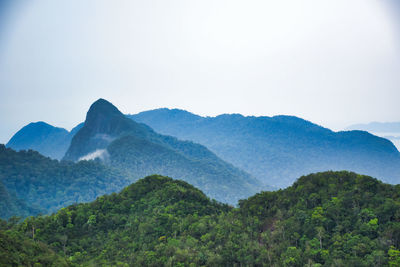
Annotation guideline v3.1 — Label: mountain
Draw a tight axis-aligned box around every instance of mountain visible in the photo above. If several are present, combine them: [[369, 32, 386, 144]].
[[63, 99, 262, 204], [3, 171, 400, 266], [0, 144, 131, 217], [129, 109, 400, 188], [0, 175, 230, 266], [237, 171, 400, 266], [6, 122, 83, 160]]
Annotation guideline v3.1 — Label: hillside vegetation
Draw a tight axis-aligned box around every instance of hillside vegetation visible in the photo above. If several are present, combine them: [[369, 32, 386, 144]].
[[0, 145, 130, 217], [2, 171, 400, 266]]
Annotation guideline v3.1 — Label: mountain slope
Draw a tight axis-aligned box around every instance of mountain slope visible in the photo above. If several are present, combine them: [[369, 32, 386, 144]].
[[237, 171, 400, 266], [0, 144, 130, 216], [130, 109, 400, 188], [0, 181, 41, 219], [5, 171, 400, 266], [6, 122, 83, 160], [63, 99, 262, 204], [4, 175, 230, 266]]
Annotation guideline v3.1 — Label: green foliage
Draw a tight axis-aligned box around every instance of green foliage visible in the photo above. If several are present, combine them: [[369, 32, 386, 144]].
[[239, 171, 400, 266], [3, 171, 400, 266], [388, 246, 400, 267], [10, 175, 230, 266], [0, 221, 68, 266]]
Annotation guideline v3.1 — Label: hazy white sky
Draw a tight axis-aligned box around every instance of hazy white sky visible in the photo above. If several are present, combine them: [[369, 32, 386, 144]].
[[0, 0, 400, 143]]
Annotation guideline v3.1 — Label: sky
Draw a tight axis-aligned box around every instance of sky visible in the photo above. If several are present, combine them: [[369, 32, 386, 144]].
[[0, 0, 400, 143]]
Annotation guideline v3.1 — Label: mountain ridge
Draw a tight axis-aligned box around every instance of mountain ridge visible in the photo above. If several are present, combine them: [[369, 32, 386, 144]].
[[130, 108, 400, 188]]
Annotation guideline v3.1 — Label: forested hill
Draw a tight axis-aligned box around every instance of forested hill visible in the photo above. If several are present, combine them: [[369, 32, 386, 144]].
[[63, 99, 262, 204], [6, 121, 83, 160], [0, 175, 230, 266], [130, 108, 400, 188], [2, 171, 400, 266], [237, 171, 400, 266], [0, 145, 130, 218]]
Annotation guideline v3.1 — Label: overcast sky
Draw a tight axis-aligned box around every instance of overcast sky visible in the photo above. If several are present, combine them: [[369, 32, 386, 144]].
[[0, 0, 400, 143]]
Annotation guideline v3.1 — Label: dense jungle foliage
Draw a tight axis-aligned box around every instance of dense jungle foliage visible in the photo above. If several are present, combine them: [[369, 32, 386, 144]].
[[2, 171, 400, 266]]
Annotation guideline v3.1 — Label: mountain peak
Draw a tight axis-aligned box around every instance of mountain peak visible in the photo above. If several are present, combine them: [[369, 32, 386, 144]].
[[63, 99, 148, 161], [83, 99, 132, 132], [6, 121, 70, 160], [83, 98, 129, 132], [87, 99, 122, 119]]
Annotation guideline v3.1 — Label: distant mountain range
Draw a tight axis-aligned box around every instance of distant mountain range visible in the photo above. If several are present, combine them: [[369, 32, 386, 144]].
[[6, 122, 83, 159], [129, 108, 400, 188], [4, 99, 262, 205], [6, 102, 400, 193]]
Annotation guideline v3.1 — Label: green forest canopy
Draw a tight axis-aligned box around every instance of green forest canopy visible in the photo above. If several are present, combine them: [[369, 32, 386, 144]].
[[2, 171, 400, 266]]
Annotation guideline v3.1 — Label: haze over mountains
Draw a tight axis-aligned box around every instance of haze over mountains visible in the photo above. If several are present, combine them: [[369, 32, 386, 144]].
[[2, 0, 399, 264], [3, 99, 400, 265], [64, 99, 261, 204], [0, 99, 260, 218], [130, 108, 400, 188], [7, 101, 400, 191]]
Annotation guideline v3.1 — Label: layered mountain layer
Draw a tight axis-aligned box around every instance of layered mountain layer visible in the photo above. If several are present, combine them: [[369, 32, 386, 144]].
[[130, 108, 400, 188], [63, 99, 262, 204]]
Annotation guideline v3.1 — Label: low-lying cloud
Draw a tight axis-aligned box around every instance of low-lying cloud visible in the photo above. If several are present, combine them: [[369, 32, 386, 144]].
[[79, 149, 109, 162]]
